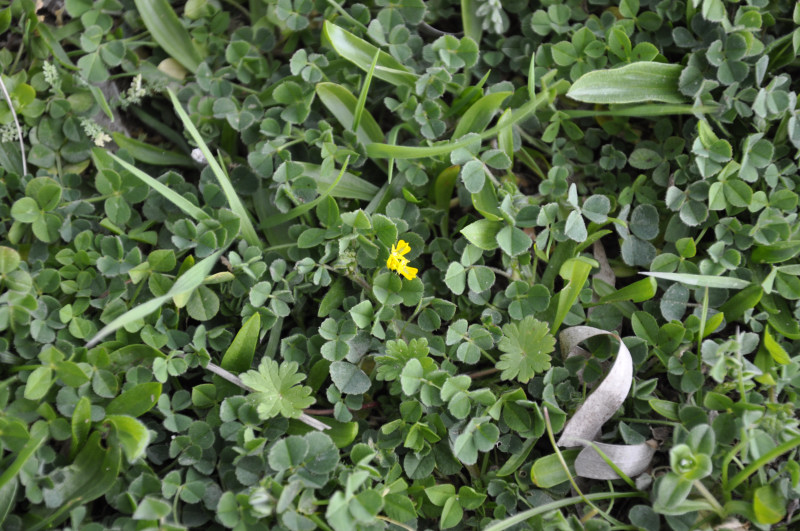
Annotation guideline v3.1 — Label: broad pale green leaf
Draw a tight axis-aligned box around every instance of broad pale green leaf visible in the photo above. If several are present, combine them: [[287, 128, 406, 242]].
[[0, 246, 20, 274], [106, 382, 162, 417], [453, 91, 513, 138], [133, 497, 172, 520], [23, 366, 53, 400], [641, 271, 750, 289], [752, 241, 800, 263], [322, 21, 417, 87], [599, 277, 657, 304], [316, 82, 384, 145], [134, 0, 203, 72], [329, 361, 371, 394], [460, 219, 501, 250], [753, 484, 786, 524], [764, 326, 791, 365], [445, 262, 466, 295], [530, 449, 580, 488], [268, 435, 309, 472], [441, 496, 463, 529], [553, 258, 593, 333], [111, 133, 194, 167], [219, 313, 260, 374], [104, 415, 151, 462], [568, 62, 685, 104], [496, 225, 532, 257]]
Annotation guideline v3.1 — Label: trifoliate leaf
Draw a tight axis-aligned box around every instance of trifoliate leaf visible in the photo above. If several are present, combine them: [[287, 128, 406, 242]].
[[375, 338, 430, 381], [496, 316, 555, 383], [240, 358, 315, 419]]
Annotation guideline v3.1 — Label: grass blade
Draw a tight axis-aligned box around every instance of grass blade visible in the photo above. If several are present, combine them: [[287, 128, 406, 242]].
[[111, 133, 195, 167], [641, 271, 750, 289], [322, 21, 417, 87], [452, 91, 513, 138], [461, 0, 482, 44], [103, 149, 207, 221], [316, 82, 384, 145], [528, 54, 536, 100], [298, 161, 378, 200], [134, 0, 203, 72], [0, 421, 48, 494], [564, 104, 716, 118], [483, 492, 642, 531], [367, 90, 549, 160], [87, 249, 224, 347], [567, 62, 685, 104], [261, 157, 350, 228], [167, 88, 261, 247], [352, 50, 379, 136]]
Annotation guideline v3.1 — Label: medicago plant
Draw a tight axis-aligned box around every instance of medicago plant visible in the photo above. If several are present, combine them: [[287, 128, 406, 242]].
[[1, 0, 800, 529]]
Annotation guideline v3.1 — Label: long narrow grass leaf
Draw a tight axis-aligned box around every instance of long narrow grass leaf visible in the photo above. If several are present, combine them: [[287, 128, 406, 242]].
[[316, 83, 384, 145], [167, 88, 261, 246], [322, 21, 417, 87], [0, 421, 48, 493], [452, 91, 513, 138], [725, 435, 800, 492], [87, 250, 224, 347], [134, 0, 203, 72], [461, 0, 482, 44], [367, 90, 549, 160], [567, 62, 685, 104], [641, 271, 750, 289], [528, 54, 536, 100], [483, 492, 642, 531], [261, 157, 350, 229], [111, 133, 194, 167], [106, 151, 206, 221], [298, 161, 378, 200], [564, 104, 717, 118], [352, 50, 379, 135]]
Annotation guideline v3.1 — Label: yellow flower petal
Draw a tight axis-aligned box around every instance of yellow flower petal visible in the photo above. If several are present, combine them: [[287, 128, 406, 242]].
[[395, 240, 411, 256], [387, 240, 418, 280], [399, 265, 418, 280]]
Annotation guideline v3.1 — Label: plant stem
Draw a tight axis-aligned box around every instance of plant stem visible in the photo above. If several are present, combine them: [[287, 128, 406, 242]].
[[0, 73, 27, 176], [697, 286, 709, 357], [376, 515, 415, 531], [692, 480, 725, 516], [482, 492, 643, 531], [725, 435, 800, 493], [468, 367, 500, 379], [542, 409, 630, 529], [308, 513, 335, 531], [203, 361, 330, 431]]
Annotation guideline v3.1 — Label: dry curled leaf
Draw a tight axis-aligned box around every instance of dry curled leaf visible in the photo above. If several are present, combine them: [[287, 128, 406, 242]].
[[557, 326, 656, 480]]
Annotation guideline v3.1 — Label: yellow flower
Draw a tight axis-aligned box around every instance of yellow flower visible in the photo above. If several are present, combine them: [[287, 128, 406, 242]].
[[387, 240, 418, 280]]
